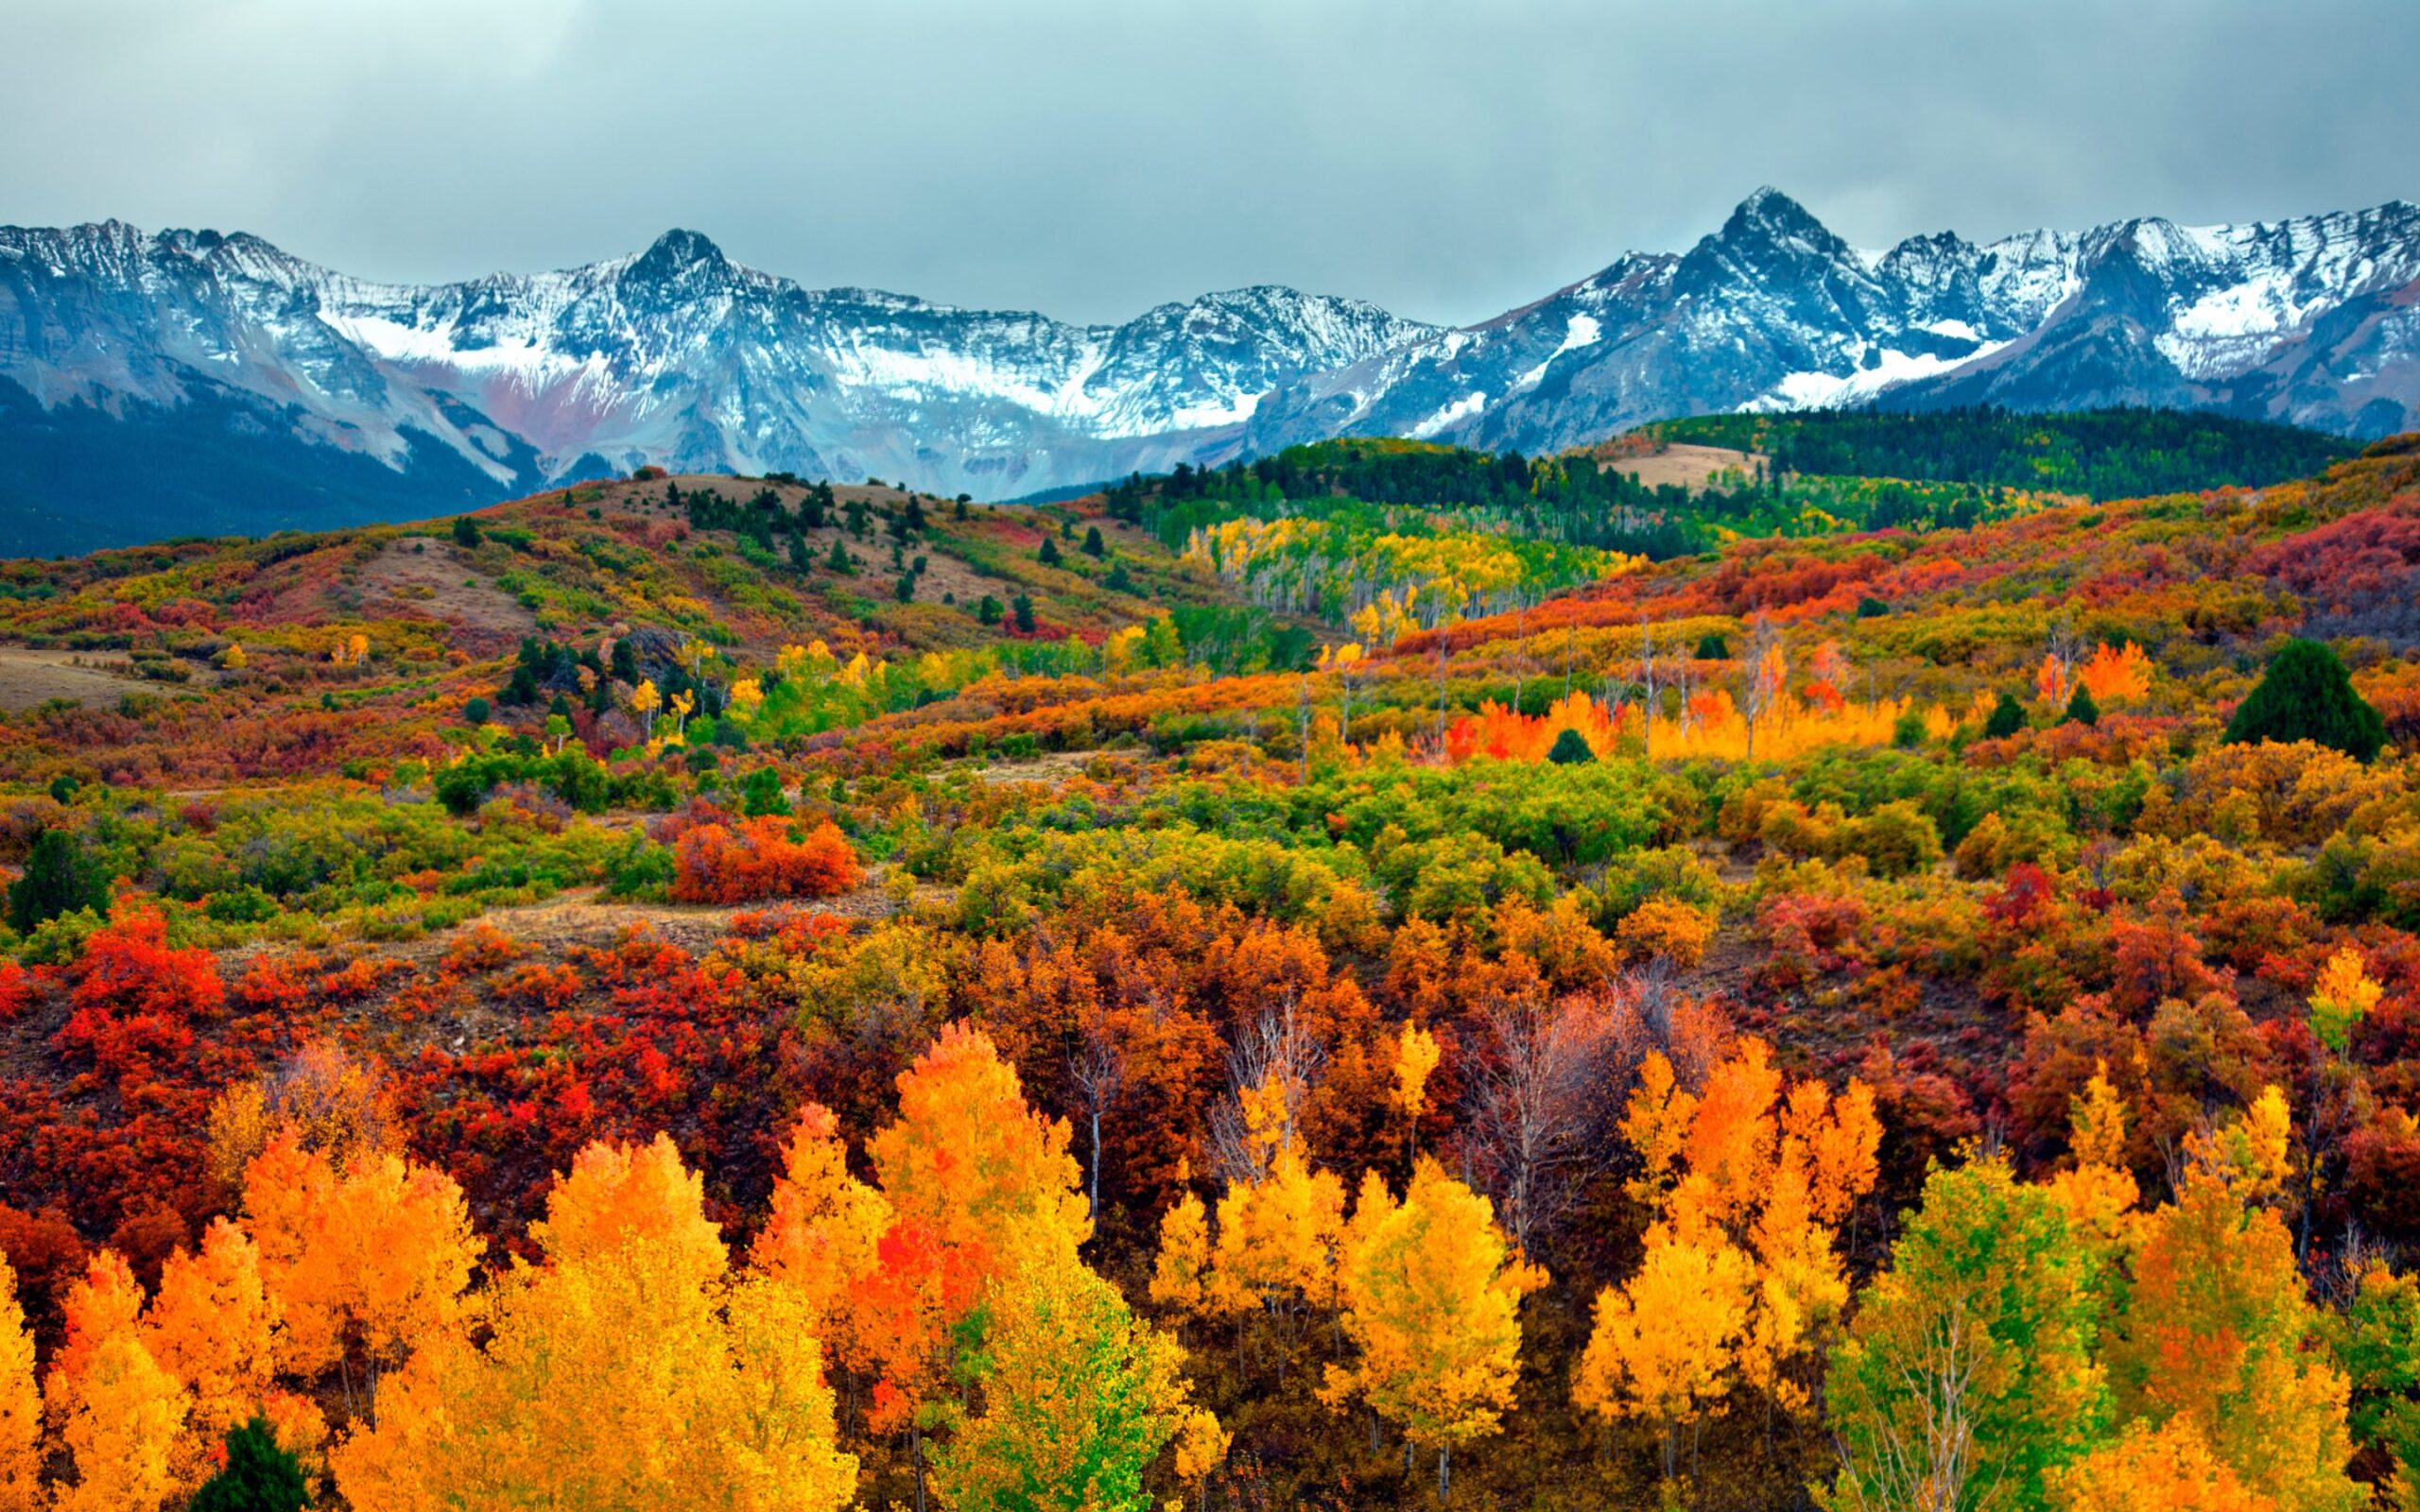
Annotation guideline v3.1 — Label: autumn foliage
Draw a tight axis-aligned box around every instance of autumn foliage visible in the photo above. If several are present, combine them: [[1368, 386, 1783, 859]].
[[672, 816, 862, 903]]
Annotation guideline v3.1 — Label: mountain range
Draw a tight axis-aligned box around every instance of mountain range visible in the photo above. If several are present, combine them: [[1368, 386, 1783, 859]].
[[4, 188, 2417, 553]]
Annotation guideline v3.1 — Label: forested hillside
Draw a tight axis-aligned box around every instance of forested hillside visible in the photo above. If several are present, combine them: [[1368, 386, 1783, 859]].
[[0, 429, 2418, 1509], [1649, 404, 2358, 500]]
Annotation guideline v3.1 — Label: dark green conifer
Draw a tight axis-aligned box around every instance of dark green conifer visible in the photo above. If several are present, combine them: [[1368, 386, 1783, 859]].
[[1982, 692, 2027, 740], [2223, 639, 2387, 762]]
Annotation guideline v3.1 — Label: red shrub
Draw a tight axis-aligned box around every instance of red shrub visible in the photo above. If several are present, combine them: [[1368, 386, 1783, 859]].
[[57, 907, 222, 1088], [0, 960, 37, 1022], [671, 816, 862, 905]]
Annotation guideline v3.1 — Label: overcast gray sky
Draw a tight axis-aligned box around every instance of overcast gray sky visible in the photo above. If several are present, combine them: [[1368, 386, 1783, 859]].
[[6, 0, 2415, 327]]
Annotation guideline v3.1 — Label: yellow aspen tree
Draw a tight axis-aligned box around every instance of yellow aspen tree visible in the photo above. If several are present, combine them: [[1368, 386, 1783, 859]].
[[1208, 1135, 1344, 1319], [0, 1254, 38, 1512], [1573, 1229, 1754, 1485], [49, 1253, 187, 1512], [726, 674, 766, 720], [1587, 1039, 1879, 1486], [1150, 1185, 1215, 1321], [1324, 1160, 1542, 1499], [2048, 1060, 2143, 1251], [631, 678, 662, 737], [2182, 1086, 2296, 1205], [335, 1134, 857, 1512], [1392, 1022, 1442, 1168], [2308, 945, 2382, 1056], [1175, 1406, 1232, 1512]]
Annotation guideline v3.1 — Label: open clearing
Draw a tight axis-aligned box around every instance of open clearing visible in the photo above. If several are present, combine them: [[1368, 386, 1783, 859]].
[[0, 646, 162, 712], [355, 539, 541, 651], [1592, 441, 1766, 491]]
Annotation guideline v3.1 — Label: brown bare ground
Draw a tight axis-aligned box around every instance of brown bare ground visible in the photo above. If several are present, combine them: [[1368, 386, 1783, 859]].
[[1592, 442, 1766, 492], [354, 540, 539, 652], [0, 646, 163, 712]]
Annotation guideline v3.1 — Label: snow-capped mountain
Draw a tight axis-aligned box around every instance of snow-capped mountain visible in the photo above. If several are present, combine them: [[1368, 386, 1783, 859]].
[[1241, 188, 2420, 456], [0, 222, 1436, 551], [3, 189, 2418, 553]]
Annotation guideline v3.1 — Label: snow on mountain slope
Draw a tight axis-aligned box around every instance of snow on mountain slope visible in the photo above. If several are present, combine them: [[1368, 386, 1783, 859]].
[[1244, 189, 2420, 456], [0, 222, 1439, 532], [3, 189, 2418, 554]]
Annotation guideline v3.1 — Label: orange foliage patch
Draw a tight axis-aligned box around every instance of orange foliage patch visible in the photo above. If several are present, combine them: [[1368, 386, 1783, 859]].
[[670, 816, 862, 905]]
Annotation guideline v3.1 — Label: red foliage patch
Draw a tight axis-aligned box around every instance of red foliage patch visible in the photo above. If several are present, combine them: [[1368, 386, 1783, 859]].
[[671, 816, 862, 904]]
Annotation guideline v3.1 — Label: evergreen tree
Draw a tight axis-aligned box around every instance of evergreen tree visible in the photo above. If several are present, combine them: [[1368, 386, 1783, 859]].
[[740, 766, 792, 817], [1694, 632, 1730, 661], [788, 531, 811, 574], [189, 1415, 309, 1512], [825, 539, 856, 576], [1983, 691, 2028, 740], [2223, 639, 2387, 762], [464, 696, 491, 727], [1040, 537, 1063, 567], [1546, 729, 1596, 765], [1081, 526, 1105, 558], [2063, 683, 2100, 728], [977, 595, 1004, 627], [451, 516, 481, 548], [894, 574, 915, 603], [9, 828, 99, 933], [1012, 593, 1036, 633]]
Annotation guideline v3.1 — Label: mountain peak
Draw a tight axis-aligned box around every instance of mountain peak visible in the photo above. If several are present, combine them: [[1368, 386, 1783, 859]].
[[1711, 186, 1845, 262], [1733, 186, 1821, 229], [627, 228, 730, 283]]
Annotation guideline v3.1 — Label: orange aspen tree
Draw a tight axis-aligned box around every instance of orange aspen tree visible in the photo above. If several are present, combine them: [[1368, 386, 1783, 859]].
[[2048, 1418, 2280, 1512], [2109, 1123, 2360, 1512], [141, 1217, 293, 1488], [866, 1022, 1092, 1281], [751, 1101, 891, 1351], [240, 1130, 481, 1409], [858, 1024, 1090, 1510], [1576, 1039, 1879, 1487]]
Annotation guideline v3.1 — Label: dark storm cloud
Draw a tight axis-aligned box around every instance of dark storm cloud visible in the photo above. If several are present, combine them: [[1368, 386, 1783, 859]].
[[4, 0, 2414, 326]]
